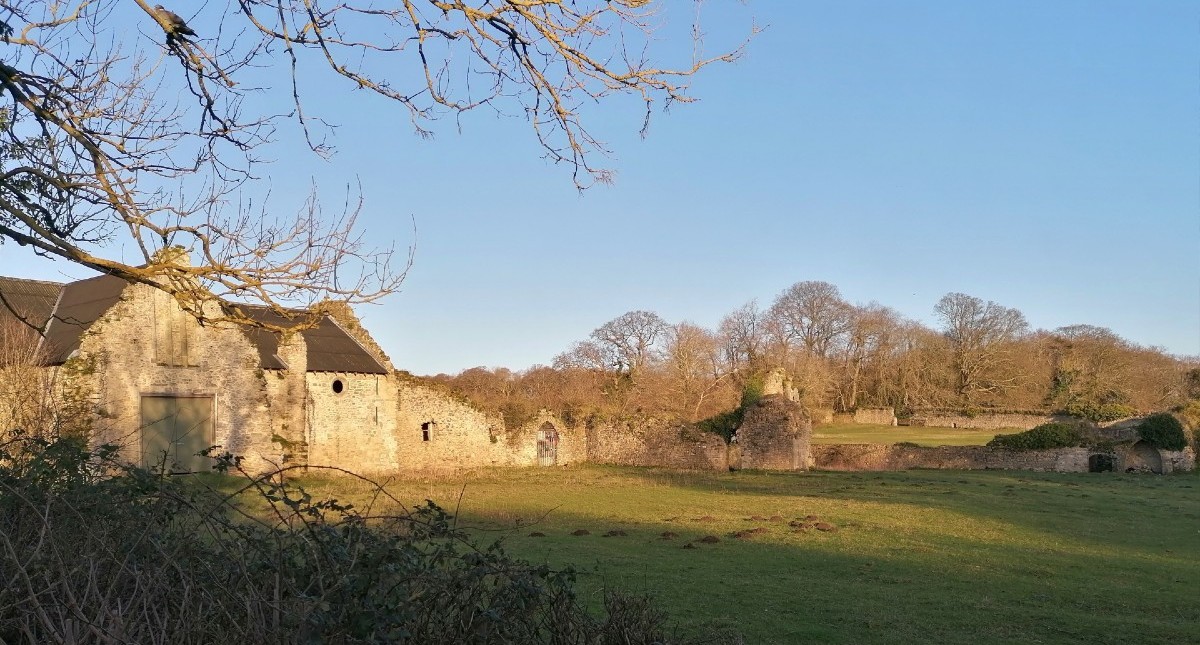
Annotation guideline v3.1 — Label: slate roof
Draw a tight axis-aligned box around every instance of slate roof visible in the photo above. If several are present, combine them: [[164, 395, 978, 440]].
[[32, 274, 389, 374], [0, 276, 63, 333]]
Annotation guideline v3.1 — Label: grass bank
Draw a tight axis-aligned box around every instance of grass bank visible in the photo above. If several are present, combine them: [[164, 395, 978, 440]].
[[299, 466, 1199, 644]]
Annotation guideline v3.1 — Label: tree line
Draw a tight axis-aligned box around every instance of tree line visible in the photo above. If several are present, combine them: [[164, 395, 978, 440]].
[[429, 281, 1200, 428]]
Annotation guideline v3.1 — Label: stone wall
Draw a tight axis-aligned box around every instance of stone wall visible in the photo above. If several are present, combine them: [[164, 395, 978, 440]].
[[811, 444, 1091, 472], [306, 372, 398, 473], [908, 411, 1075, 430], [853, 407, 897, 426], [393, 380, 509, 470], [733, 395, 811, 470], [81, 285, 281, 472], [584, 417, 727, 470]]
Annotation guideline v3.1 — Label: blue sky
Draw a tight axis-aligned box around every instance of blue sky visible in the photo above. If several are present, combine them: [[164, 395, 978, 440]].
[[2, 1, 1197, 374]]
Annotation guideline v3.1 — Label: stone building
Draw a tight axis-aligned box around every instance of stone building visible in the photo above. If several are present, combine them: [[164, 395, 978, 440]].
[[0, 273, 602, 474], [21, 274, 399, 473]]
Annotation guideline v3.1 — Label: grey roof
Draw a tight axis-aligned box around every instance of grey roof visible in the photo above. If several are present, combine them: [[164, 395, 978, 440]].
[[35, 274, 389, 374], [240, 306, 390, 374], [42, 275, 129, 364], [0, 276, 63, 333]]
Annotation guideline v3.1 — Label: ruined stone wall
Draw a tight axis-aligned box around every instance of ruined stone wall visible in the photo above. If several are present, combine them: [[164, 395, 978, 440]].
[[853, 407, 897, 426], [734, 395, 811, 470], [306, 372, 398, 473], [504, 412, 586, 467], [262, 334, 308, 465], [1161, 447, 1196, 473], [810, 444, 1091, 472], [584, 417, 728, 470], [393, 380, 511, 470], [80, 285, 280, 472], [908, 411, 1074, 430]]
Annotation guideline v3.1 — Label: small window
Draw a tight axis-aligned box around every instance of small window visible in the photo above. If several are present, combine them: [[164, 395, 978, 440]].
[[332, 379, 345, 394], [421, 420, 435, 442]]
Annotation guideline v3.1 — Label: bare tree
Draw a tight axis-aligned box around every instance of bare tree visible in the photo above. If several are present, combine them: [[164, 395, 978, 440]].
[[0, 1, 746, 326], [767, 281, 853, 359], [589, 310, 668, 378], [835, 303, 902, 411], [934, 292, 1029, 405], [717, 299, 764, 373], [664, 321, 728, 418]]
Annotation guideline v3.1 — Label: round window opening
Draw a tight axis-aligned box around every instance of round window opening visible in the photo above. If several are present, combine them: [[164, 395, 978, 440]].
[[332, 379, 345, 394]]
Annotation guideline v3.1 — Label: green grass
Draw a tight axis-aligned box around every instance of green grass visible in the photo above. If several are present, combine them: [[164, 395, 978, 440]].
[[296, 466, 1200, 644], [813, 422, 1002, 446]]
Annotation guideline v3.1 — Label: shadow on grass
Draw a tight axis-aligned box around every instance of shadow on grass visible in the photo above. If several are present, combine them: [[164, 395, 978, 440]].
[[282, 465, 1199, 644]]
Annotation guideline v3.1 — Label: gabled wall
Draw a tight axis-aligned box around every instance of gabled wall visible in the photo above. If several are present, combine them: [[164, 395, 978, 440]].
[[78, 284, 281, 472]]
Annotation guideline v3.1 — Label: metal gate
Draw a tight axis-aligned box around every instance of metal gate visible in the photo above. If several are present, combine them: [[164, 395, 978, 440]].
[[536, 423, 558, 466]]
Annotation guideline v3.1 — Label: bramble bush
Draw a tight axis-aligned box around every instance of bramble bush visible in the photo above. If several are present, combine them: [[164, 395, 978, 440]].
[[987, 423, 1087, 450], [1136, 413, 1188, 451], [0, 434, 737, 644]]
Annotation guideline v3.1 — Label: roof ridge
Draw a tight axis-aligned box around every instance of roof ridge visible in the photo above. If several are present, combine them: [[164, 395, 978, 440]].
[[0, 276, 65, 287]]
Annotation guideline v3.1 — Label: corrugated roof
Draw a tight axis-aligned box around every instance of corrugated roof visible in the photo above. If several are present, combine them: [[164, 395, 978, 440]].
[[240, 306, 390, 374], [42, 275, 128, 364], [0, 276, 63, 333]]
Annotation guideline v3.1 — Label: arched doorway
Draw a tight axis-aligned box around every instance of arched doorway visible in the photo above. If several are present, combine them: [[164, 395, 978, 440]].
[[1088, 453, 1114, 473], [536, 422, 559, 466], [1127, 441, 1164, 474]]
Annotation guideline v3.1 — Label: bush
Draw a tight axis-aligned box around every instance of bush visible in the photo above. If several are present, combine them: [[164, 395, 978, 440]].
[[0, 435, 735, 644], [987, 423, 1087, 450], [695, 375, 769, 442], [1063, 400, 1137, 423], [1137, 413, 1188, 451]]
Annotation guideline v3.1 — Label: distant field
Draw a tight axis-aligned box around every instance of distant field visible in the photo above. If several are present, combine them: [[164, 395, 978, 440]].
[[298, 465, 1200, 645], [812, 422, 1002, 446]]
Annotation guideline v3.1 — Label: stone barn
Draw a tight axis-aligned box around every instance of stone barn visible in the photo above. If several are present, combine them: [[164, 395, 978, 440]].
[[1, 272, 590, 475], [0, 272, 403, 473]]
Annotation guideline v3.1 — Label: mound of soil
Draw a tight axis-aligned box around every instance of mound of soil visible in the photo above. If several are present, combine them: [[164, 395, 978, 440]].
[[660, 531, 679, 540], [732, 527, 768, 539], [602, 530, 627, 537], [696, 535, 721, 544], [694, 515, 717, 522], [571, 529, 590, 536], [814, 522, 837, 532], [528, 532, 546, 537], [769, 515, 784, 521]]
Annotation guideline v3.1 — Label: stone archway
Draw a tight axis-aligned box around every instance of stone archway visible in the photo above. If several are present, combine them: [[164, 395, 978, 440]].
[[536, 422, 559, 466], [1088, 453, 1114, 473], [1126, 441, 1163, 474]]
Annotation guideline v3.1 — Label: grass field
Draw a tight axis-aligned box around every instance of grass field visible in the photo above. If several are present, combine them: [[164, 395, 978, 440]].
[[297, 465, 1200, 644], [811, 423, 1001, 446]]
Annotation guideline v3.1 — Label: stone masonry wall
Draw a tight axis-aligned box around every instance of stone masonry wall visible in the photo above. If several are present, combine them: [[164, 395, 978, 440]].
[[584, 417, 727, 470], [306, 372, 398, 473], [908, 412, 1075, 430], [734, 395, 811, 470], [811, 444, 1091, 472], [853, 407, 897, 426], [81, 284, 280, 473], [393, 380, 511, 470]]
